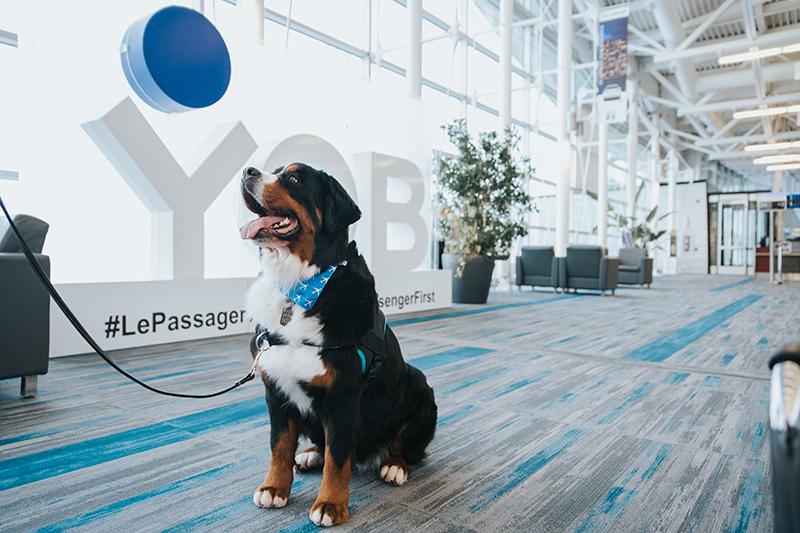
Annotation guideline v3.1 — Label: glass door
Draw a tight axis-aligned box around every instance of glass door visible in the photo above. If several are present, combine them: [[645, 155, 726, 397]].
[[717, 195, 749, 275]]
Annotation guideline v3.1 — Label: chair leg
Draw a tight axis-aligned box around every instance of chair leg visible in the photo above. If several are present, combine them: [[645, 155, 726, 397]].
[[21, 375, 38, 398]]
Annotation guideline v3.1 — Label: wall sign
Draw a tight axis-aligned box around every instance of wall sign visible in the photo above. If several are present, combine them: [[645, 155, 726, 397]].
[[120, 6, 231, 113]]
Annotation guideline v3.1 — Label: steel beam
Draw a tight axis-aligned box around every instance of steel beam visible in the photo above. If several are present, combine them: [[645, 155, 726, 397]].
[[407, 0, 422, 98], [0, 29, 18, 48], [555, 0, 572, 256], [675, 0, 738, 52], [653, 25, 800, 64], [499, 0, 513, 131]]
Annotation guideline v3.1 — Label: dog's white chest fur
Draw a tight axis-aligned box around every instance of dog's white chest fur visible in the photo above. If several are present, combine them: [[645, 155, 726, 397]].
[[246, 261, 326, 415]]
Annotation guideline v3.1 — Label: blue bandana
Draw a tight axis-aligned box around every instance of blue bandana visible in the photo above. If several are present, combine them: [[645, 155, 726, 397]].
[[283, 263, 341, 311]]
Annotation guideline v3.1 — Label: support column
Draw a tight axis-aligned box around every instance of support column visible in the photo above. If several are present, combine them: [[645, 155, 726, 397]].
[[597, 122, 609, 249], [775, 169, 784, 250], [650, 124, 660, 210], [499, 0, 513, 132], [555, 0, 572, 256], [668, 147, 677, 232], [626, 80, 639, 219], [667, 146, 678, 274], [407, 0, 422, 98]]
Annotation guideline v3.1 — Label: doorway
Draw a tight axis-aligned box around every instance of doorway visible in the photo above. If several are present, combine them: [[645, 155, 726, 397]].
[[709, 194, 755, 275]]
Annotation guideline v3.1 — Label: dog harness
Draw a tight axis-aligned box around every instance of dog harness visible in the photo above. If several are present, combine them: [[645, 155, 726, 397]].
[[253, 262, 386, 380]]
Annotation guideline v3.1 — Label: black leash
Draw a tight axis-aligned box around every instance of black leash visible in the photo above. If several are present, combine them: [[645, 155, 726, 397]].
[[0, 195, 256, 399]]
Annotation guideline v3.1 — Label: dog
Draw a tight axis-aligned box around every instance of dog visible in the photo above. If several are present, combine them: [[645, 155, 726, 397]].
[[240, 163, 437, 527]]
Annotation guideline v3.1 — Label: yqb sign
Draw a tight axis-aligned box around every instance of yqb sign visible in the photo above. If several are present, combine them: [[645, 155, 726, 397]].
[[82, 97, 430, 280], [48, 97, 450, 357]]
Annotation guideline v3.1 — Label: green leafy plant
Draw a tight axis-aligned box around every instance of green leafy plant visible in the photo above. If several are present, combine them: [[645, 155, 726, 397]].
[[434, 120, 535, 274], [587, 181, 669, 253]]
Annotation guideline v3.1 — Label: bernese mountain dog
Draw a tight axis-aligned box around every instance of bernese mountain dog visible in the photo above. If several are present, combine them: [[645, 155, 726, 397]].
[[240, 163, 437, 527]]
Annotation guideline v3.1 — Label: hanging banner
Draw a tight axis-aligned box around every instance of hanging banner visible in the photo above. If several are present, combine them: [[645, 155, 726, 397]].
[[598, 4, 629, 124]]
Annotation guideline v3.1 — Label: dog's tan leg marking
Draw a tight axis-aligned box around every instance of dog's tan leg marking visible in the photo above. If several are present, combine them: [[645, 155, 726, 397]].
[[309, 428, 351, 526], [379, 428, 409, 486], [295, 445, 323, 472], [254, 420, 298, 509]]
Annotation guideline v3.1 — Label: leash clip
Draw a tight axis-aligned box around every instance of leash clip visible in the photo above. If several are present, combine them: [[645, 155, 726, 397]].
[[251, 331, 271, 377]]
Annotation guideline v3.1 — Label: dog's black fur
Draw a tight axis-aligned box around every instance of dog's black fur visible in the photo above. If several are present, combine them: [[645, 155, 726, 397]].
[[242, 163, 437, 526]]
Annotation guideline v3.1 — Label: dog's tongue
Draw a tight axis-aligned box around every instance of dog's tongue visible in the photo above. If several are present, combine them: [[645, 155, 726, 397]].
[[240, 216, 284, 239]]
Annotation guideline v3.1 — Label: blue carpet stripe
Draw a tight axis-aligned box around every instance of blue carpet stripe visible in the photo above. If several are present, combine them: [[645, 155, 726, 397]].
[[665, 372, 689, 385], [410, 347, 494, 371], [575, 443, 672, 532], [711, 278, 753, 292], [389, 294, 579, 327], [163, 496, 252, 533], [624, 295, 762, 362], [467, 428, 586, 512], [441, 367, 510, 394], [0, 398, 265, 491], [597, 383, 655, 425], [491, 370, 553, 398], [437, 404, 477, 426], [728, 420, 769, 532]]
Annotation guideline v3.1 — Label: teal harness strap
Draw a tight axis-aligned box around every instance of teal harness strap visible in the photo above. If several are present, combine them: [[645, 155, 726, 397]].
[[355, 308, 387, 378], [356, 348, 367, 375]]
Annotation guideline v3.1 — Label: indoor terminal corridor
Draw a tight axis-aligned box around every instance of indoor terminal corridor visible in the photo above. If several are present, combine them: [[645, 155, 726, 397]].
[[1, 0, 799, 531]]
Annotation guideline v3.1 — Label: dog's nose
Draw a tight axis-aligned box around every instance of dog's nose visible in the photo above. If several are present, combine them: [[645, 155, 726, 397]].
[[244, 167, 261, 179]]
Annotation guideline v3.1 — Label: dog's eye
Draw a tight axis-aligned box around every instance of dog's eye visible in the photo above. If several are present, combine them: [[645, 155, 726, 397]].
[[287, 175, 299, 184]]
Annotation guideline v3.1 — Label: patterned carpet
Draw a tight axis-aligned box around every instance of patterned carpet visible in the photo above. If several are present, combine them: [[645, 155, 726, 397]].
[[1, 274, 795, 532]]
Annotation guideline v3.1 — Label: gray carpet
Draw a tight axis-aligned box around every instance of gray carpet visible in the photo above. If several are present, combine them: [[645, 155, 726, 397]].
[[0, 274, 794, 532]]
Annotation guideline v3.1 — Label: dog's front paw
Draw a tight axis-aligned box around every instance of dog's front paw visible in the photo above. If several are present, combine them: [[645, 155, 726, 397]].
[[309, 501, 349, 527], [379, 458, 409, 486], [295, 447, 323, 472], [253, 485, 290, 508]]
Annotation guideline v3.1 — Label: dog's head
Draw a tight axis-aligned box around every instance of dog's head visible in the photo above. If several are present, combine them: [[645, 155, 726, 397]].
[[240, 163, 361, 270]]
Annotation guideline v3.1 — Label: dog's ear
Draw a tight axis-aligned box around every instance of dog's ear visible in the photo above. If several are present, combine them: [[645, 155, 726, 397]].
[[322, 175, 361, 234]]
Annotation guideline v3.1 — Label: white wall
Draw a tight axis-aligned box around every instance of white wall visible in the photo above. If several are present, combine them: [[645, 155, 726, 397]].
[[658, 181, 708, 274]]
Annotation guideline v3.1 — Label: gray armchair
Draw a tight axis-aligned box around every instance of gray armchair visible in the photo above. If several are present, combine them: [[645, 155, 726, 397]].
[[0, 214, 50, 397], [516, 246, 559, 290], [559, 245, 619, 295], [618, 247, 653, 287]]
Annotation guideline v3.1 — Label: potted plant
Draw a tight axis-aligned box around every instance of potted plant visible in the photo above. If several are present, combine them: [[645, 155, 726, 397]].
[[435, 120, 534, 304], [588, 182, 669, 253]]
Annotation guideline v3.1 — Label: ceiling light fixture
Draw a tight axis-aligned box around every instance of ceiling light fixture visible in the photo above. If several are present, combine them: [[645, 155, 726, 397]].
[[719, 47, 782, 65], [781, 43, 800, 54], [765, 163, 800, 171], [718, 43, 800, 65], [732, 104, 800, 119], [744, 141, 800, 152], [754, 154, 800, 165]]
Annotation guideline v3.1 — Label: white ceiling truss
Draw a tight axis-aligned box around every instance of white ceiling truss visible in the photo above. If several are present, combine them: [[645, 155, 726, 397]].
[[481, 0, 800, 190], [619, 0, 800, 188]]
